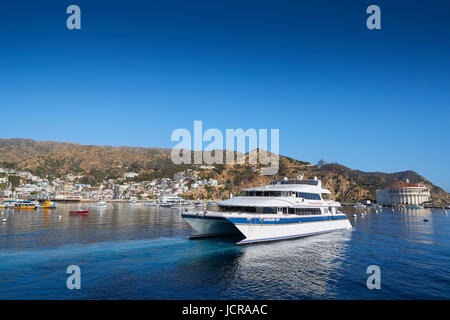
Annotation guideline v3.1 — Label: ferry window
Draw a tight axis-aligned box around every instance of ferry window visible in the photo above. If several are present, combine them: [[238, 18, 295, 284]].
[[294, 208, 321, 215], [297, 192, 321, 200], [263, 191, 270, 197], [263, 207, 275, 213], [281, 192, 289, 197], [250, 191, 255, 196], [288, 208, 295, 214], [282, 207, 288, 214], [256, 191, 262, 196]]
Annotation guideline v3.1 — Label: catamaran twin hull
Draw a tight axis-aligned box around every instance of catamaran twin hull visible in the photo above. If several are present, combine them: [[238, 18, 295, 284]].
[[182, 211, 352, 245]]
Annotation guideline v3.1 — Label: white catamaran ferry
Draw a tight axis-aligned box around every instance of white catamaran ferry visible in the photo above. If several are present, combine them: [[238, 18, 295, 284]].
[[182, 176, 352, 245]]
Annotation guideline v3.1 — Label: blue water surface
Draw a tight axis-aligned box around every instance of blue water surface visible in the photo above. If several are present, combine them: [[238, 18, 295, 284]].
[[0, 204, 449, 299]]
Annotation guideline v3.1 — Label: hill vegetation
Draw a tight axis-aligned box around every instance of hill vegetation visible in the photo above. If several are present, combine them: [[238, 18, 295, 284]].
[[0, 138, 448, 204]]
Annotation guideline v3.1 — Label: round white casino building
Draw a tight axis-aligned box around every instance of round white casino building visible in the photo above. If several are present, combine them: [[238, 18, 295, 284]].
[[376, 180, 430, 206]]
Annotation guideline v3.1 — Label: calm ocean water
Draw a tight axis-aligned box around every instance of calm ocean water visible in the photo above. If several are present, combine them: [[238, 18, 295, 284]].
[[0, 204, 449, 299]]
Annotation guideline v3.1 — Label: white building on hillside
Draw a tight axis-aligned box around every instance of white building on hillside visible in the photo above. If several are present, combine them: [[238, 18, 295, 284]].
[[376, 180, 430, 205]]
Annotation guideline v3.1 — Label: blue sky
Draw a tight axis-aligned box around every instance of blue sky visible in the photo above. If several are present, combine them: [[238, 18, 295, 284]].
[[0, 0, 449, 191]]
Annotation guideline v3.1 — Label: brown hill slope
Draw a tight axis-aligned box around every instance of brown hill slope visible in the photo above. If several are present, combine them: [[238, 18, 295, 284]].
[[181, 155, 448, 204], [0, 138, 448, 204]]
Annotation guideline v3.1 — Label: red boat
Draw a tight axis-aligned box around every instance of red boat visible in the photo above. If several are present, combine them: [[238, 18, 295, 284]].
[[69, 210, 89, 216]]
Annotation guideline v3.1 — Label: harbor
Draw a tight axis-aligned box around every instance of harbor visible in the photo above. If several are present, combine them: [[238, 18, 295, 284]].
[[0, 202, 449, 299]]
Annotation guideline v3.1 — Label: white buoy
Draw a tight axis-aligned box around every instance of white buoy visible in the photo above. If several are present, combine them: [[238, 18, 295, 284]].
[[2, 218, 7, 222], [58, 215, 62, 219], [353, 214, 357, 217]]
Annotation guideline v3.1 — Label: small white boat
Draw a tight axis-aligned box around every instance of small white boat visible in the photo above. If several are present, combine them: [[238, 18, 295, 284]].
[[144, 201, 157, 207], [128, 200, 142, 207], [354, 202, 366, 209], [406, 204, 423, 209], [158, 195, 189, 208], [96, 201, 107, 208], [194, 201, 204, 208]]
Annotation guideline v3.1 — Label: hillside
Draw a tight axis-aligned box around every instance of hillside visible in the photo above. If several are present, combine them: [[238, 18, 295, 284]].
[[0, 138, 448, 204], [181, 155, 449, 205], [0, 138, 184, 180]]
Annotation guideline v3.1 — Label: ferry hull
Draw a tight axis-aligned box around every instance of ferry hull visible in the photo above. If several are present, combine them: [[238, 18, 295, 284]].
[[182, 214, 241, 239], [233, 218, 352, 245], [182, 212, 352, 244]]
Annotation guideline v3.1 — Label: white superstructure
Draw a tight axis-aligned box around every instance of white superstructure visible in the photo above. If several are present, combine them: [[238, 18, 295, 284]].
[[182, 177, 352, 245]]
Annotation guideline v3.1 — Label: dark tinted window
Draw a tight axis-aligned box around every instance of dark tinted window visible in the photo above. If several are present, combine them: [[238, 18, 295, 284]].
[[297, 192, 321, 200], [293, 208, 321, 215]]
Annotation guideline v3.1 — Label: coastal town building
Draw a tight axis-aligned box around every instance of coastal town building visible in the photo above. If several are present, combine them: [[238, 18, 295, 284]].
[[0, 166, 222, 201], [376, 180, 430, 205]]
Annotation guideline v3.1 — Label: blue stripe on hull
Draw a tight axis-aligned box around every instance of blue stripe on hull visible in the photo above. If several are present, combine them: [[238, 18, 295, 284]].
[[227, 214, 348, 225]]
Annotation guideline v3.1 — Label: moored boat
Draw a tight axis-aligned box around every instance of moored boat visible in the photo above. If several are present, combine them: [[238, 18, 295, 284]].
[[406, 204, 424, 209], [69, 210, 89, 216], [354, 202, 366, 209], [144, 200, 157, 207], [128, 197, 142, 207], [4, 200, 38, 210], [158, 195, 189, 208], [40, 200, 57, 209], [96, 200, 107, 208], [0, 200, 14, 208]]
